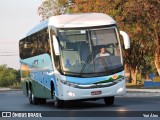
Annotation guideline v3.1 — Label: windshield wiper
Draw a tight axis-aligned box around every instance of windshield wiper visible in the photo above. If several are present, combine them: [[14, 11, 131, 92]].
[[78, 54, 92, 77]]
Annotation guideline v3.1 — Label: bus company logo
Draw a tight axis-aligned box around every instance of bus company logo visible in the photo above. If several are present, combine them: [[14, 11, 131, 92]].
[[2, 112, 11, 117], [112, 74, 118, 80]]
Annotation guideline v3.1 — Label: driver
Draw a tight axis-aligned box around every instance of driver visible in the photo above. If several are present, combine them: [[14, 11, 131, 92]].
[[95, 47, 110, 58]]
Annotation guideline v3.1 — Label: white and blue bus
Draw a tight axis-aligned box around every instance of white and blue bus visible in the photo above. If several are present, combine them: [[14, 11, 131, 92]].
[[19, 13, 130, 108]]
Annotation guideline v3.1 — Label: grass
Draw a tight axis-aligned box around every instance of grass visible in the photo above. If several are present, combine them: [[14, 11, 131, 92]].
[[9, 82, 22, 89], [126, 83, 144, 89]]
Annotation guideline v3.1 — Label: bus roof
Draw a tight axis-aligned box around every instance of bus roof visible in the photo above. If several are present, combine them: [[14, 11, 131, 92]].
[[26, 13, 116, 37]]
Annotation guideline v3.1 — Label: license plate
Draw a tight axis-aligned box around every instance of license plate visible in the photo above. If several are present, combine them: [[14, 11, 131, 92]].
[[91, 91, 102, 95]]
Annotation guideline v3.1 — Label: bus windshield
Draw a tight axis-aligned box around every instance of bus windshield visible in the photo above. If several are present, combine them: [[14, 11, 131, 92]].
[[57, 27, 123, 77]]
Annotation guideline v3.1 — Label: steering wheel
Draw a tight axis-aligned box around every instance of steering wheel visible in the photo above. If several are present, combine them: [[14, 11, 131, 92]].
[[94, 57, 101, 64]]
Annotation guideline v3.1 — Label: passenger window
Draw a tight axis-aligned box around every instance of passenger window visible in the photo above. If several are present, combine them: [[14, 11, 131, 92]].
[[19, 28, 50, 59]]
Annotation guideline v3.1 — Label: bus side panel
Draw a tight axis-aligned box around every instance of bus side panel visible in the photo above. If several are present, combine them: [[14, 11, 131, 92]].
[[20, 54, 54, 99], [31, 72, 46, 98], [43, 70, 56, 98], [31, 70, 55, 99]]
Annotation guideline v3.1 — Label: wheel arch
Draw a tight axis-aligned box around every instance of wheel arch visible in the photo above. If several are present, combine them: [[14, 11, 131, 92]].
[[50, 80, 55, 99]]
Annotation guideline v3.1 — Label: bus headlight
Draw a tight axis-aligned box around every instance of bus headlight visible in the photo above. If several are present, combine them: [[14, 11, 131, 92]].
[[67, 91, 75, 97], [117, 87, 124, 93]]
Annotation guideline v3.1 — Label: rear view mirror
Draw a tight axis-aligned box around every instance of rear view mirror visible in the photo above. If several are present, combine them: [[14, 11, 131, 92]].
[[120, 31, 130, 49], [52, 35, 60, 55]]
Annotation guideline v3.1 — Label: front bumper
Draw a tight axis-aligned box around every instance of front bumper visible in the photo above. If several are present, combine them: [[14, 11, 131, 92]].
[[58, 80, 126, 100]]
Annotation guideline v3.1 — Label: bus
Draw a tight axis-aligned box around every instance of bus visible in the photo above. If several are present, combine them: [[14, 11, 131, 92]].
[[19, 13, 130, 108]]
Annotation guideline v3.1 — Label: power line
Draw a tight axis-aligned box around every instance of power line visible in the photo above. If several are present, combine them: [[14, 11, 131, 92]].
[[0, 42, 18, 44], [0, 51, 19, 56], [0, 54, 19, 56], [0, 52, 18, 53]]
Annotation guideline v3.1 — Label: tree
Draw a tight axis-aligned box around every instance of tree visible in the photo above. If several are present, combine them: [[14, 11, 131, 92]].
[[143, 0, 160, 76], [0, 64, 20, 87], [38, 0, 73, 21], [118, 0, 156, 83], [119, 0, 160, 76]]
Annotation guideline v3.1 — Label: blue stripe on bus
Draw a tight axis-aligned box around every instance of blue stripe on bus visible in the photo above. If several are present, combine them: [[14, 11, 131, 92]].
[[65, 71, 124, 85]]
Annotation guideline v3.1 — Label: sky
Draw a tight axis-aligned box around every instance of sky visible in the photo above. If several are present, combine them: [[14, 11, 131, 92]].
[[0, 0, 42, 69]]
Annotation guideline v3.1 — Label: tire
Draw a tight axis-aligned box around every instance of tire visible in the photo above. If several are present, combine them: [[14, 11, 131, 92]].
[[104, 96, 114, 106], [39, 98, 46, 104], [51, 82, 64, 108], [28, 88, 39, 105], [54, 97, 64, 108]]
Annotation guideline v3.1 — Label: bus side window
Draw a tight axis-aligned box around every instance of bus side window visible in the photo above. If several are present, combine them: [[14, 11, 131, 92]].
[[31, 36, 39, 56], [30, 28, 50, 57], [38, 29, 50, 55], [19, 28, 51, 59], [19, 40, 24, 59], [19, 37, 32, 59]]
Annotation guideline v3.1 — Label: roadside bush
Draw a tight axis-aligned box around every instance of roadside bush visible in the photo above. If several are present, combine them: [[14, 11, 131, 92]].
[[0, 64, 20, 87]]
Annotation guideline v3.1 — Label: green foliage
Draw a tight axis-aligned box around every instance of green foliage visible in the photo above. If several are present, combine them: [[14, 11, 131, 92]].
[[0, 64, 20, 87], [38, 0, 73, 21], [10, 82, 21, 89]]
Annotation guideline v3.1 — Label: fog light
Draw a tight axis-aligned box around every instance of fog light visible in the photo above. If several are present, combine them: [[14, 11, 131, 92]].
[[117, 87, 124, 93], [67, 91, 75, 97]]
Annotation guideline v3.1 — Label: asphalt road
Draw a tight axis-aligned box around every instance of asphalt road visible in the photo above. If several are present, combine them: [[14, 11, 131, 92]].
[[0, 90, 160, 120]]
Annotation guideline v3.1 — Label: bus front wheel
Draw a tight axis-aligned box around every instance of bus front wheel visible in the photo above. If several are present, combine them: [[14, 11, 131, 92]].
[[104, 96, 114, 106], [39, 98, 46, 104], [54, 98, 64, 108]]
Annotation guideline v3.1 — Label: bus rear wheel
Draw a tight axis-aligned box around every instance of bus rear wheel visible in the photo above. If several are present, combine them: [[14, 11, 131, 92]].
[[28, 88, 39, 105], [104, 96, 114, 106]]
